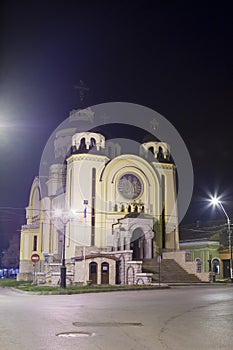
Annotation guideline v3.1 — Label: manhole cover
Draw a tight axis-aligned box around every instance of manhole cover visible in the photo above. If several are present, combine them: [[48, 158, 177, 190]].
[[73, 322, 143, 327], [56, 331, 94, 338]]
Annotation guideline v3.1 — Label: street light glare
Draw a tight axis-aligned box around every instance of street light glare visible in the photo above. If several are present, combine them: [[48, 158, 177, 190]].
[[54, 209, 63, 217], [210, 196, 221, 206]]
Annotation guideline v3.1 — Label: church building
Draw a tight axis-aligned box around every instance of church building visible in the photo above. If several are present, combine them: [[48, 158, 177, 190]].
[[18, 107, 179, 285]]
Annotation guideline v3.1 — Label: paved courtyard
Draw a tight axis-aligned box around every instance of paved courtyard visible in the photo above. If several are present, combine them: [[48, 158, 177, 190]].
[[0, 285, 233, 349]]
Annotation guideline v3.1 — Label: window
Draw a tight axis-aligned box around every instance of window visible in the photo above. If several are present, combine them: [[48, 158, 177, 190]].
[[212, 258, 220, 274], [195, 258, 202, 273], [102, 264, 108, 272], [33, 235, 38, 251]]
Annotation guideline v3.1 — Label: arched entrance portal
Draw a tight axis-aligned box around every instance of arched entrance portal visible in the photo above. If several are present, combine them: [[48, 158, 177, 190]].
[[113, 217, 154, 259], [130, 227, 154, 259], [130, 228, 146, 260]]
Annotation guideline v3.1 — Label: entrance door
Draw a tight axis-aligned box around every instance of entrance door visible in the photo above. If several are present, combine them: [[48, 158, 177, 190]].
[[89, 262, 97, 284], [223, 260, 230, 278], [131, 228, 144, 259], [101, 262, 109, 284], [116, 260, 121, 284]]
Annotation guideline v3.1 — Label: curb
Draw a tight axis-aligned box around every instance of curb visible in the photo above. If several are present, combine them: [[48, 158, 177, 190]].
[[9, 284, 170, 295]]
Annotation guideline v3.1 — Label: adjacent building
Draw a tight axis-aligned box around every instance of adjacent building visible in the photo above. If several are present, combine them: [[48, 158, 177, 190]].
[[179, 221, 232, 280]]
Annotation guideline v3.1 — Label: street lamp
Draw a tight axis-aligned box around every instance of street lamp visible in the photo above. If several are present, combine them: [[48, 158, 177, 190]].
[[54, 210, 72, 289], [210, 196, 232, 281]]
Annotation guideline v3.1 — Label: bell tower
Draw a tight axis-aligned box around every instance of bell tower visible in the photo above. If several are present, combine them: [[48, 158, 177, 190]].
[[65, 132, 109, 258], [140, 141, 179, 250]]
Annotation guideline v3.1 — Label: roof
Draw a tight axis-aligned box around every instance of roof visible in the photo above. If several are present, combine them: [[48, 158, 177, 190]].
[[73, 253, 119, 261]]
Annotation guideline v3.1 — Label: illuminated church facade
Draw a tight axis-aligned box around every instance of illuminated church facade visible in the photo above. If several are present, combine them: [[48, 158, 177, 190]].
[[18, 108, 180, 285]]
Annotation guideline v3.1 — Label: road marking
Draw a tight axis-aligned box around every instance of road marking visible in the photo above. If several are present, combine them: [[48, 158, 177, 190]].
[[56, 331, 94, 338]]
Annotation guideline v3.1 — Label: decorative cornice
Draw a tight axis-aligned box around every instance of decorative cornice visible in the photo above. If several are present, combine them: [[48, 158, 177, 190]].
[[67, 154, 109, 164], [152, 162, 175, 170], [73, 253, 119, 261], [22, 224, 40, 230]]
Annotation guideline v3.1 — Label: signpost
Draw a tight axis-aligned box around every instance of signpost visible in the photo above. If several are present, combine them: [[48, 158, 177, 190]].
[[31, 253, 40, 263], [31, 254, 40, 285], [157, 255, 162, 286]]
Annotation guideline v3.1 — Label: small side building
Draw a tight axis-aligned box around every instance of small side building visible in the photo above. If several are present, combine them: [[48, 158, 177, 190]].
[[179, 221, 230, 280]]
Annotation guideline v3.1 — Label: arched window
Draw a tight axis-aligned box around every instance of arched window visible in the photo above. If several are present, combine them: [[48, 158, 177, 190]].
[[32, 188, 40, 219], [157, 146, 164, 160], [126, 266, 135, 285], [212, 258, 220, 274], [90, 137, 96, 149], [148, 146, 154, 155], [124, 237, 127, 250], [79, 138, 86, 151], [195, 258, 202, 273]]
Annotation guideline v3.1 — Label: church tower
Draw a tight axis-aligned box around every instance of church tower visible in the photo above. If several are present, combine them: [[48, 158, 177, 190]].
[[65, 131, 109, 258]]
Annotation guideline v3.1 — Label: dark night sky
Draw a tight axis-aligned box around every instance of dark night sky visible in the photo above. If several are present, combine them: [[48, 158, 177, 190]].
[[0, 1, 233, 251]]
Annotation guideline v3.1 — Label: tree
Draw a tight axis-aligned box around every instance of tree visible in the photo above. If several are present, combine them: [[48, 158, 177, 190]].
[[1, 233, 20, 269]]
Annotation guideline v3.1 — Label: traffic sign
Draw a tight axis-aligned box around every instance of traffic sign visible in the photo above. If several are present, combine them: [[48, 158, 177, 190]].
[[31, 253, 40, 263]]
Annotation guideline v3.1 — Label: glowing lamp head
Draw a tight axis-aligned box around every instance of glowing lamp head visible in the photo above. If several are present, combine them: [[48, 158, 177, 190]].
[[210, 196, 221, 206], [54, 209, 63, 217]]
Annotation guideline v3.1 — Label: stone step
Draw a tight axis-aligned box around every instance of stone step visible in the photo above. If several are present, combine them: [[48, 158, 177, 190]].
[[142, 258, 201, 283]]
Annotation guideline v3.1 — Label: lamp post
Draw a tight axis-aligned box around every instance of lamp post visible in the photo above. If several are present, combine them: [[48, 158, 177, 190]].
[[55, 211, 71, 289], [210, 197, 232, 281], [61, 219, 67, 289]]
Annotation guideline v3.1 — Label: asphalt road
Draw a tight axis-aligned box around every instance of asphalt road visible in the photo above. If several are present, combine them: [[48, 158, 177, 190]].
[[0, 285, 233, 350]]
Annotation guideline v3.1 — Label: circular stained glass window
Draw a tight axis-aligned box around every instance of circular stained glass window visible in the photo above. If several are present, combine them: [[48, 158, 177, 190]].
[[118, 173, 143, 200]]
